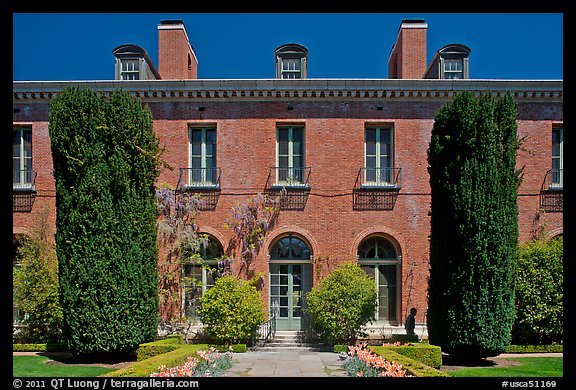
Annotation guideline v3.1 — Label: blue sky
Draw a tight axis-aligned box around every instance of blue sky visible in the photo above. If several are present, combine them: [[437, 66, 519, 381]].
[[13, 13, 563, 81]]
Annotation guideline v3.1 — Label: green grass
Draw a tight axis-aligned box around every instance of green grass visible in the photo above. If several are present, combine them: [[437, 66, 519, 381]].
[[448, 357, 563, 377], [13, 356, 116, 377]]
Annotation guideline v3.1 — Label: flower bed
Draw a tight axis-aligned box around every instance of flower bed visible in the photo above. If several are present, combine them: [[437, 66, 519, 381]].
[[343, 343, 410, 377], [150, 347, 232, 377]]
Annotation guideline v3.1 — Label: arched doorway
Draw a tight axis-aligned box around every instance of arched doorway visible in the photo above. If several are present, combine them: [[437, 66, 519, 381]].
[[357, 235, 400, 325], [269, 234, 313, 330]]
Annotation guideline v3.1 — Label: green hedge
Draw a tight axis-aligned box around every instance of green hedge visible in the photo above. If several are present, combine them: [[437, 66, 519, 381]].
[[369, 347, 449, 377], [505, 344, 563, 353], [13, 343, 69, 352], [377, 343, 442, 369], [136, 335, 184, 361]]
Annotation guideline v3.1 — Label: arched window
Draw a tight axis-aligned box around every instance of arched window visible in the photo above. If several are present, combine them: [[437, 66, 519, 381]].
[[183, 235, 224, 320], [358, 236, 399, 324], [269, 234, 311, 260]]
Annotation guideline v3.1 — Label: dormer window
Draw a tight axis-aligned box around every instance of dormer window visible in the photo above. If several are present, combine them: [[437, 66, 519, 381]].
[[275, 43, 308, 79], [112, 44, 160, 81], [424, 43, 471, 80]]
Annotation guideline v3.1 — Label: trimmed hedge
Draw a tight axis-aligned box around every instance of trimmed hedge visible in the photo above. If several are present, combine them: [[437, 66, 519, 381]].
[[372, 343, 442, 369], [13, 343, 69, 352], [505, 344, 563, 353], [369, 347, 449, 377], [136, 335, 184, 361]]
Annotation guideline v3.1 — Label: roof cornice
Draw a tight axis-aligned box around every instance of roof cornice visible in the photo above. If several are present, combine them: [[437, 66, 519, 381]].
[[13, 79, 563, 103]]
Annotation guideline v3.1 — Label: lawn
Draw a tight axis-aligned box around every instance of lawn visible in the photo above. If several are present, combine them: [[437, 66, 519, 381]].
[[448, 357, 563, 377], [13, 356, 116, 377]]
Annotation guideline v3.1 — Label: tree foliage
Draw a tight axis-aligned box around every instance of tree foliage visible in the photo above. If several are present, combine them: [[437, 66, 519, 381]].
[[305, 261, 377, 345], [13, 206, 63, 343], [49, 87, 162, 356], [512, 236, 563, 345], [427, 91, 521, 359]]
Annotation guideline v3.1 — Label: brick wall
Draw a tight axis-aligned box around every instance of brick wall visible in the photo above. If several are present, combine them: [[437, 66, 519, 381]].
[[12, 97, 563, 322]]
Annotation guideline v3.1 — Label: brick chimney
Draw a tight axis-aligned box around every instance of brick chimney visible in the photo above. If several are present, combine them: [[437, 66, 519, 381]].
[[388, 19, 427, 79], [158, 19, 198, 80]]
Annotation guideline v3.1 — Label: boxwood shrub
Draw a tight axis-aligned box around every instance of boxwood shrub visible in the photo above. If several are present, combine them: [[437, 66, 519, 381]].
[[369, 347, 449, 377], [376, 343, 442, 369]]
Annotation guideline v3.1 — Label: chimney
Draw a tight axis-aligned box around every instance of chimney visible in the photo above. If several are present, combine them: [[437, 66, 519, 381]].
[[158, 19, 198, 80], [388, 19, 427, 79]]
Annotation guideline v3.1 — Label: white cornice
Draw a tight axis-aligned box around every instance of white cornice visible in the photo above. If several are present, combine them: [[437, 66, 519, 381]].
[[12, 79, 563, 103]]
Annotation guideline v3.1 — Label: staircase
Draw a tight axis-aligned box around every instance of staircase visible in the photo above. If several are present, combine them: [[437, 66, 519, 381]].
[[256, 330, 329, 352]]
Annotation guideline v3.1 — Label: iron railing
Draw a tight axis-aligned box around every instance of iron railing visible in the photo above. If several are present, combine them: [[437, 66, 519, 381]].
[[356, 167, 402, 189], [542, 169, 563, 191], [13, 170, 36, 191], [267, 167, 311, 188], [252, 302, 279, 347], [177, 167, 221, 190]]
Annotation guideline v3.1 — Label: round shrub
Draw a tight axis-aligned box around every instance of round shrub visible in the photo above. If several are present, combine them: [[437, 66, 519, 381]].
[[305, 261, 377, 345], [197, 275, 265, 344], [512, 236, 563, 345]]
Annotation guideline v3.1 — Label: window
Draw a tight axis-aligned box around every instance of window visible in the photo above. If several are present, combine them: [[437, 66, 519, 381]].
[[551, 127, 563, 188], [277, 126, 305, 185], [358, 236, 399, 323], [281, 58, 302, 79], [364, 127, 394, 186], [269, 235, 311, 260], [120, 59, 140, 80], [443, 58, 463, 79], [13, 126, 33, 189], [182, 236, 223, 320], [189, 127, 217, 186]]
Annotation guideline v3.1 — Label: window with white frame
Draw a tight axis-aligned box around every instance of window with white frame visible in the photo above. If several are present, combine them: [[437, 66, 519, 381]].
[[277, 126, 305, 185], [13, 126, 32, 189], [189, 127, 217, 186], [120, 59, 140, 80], [281, 58, 302, 79], [442, 58, 464, 79], [364, 127, 394, 186], [551, 127, 563, 188]]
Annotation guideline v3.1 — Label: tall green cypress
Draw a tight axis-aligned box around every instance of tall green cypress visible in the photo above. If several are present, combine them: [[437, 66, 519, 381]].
[[427, 91, 520, 359], [49, 87, 162, 356]]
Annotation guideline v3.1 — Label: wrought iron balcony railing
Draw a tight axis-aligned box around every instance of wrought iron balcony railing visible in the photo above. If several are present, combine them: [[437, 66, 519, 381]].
[[356, 167, 402, 189], [268, 166, 311, 188], [541, 169, 563, 191], [13, 170, 36, 191], [177, 167, 221, 190]]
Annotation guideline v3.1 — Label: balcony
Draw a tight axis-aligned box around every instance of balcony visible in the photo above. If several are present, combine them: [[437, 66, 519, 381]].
[[13, 170, 37, 212], [353, 167, 402, 210], [540, 169, 563, 212], [265, 167, 311, 210], [177, 168, 221, 211]]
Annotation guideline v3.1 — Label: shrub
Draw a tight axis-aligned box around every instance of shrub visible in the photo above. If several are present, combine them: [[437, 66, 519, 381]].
[[512, 236, 563, 345], [197, 275, 265, 344], [13, 206, 63, 344], [375, 343, 442, 369], [50, 87, 163, 356], [305, 261, 377, 345], [369, 348, 449, 377]]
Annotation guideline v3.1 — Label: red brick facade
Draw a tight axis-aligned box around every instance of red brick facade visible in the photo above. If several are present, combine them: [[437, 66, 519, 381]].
[[12, 18, 563, 333]]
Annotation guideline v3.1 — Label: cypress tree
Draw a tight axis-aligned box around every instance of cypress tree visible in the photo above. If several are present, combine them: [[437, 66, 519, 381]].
[[427, 91, 520, 359], [49, 87, 162, 357]]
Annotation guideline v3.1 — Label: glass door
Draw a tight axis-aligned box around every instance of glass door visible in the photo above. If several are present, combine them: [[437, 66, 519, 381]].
[[269, 263, 311, 330]]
